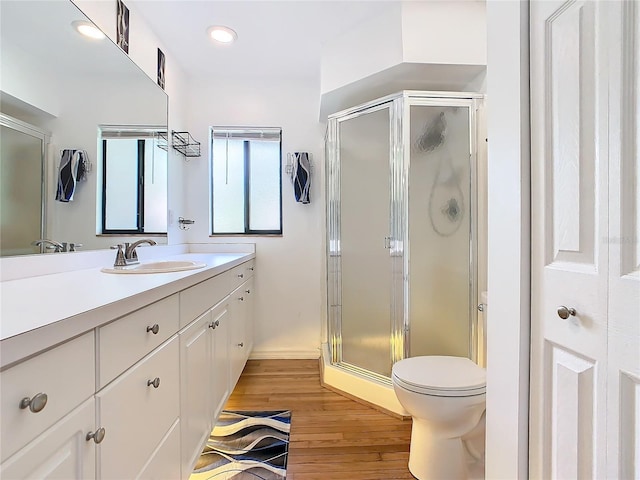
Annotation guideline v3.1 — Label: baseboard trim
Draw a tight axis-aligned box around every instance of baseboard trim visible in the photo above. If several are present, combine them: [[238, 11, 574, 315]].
[[249, 350, 320, 360]]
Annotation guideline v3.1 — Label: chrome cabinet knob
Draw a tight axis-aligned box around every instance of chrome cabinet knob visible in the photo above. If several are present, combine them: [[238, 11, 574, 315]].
[[19, 393, 48, 413], [249, 267, 254, 271], [245, 289, 251, 294], [238, 273, 244, 278], [147, 377, 161, 389], [86, 427, 106, 444], [215, 319, 220, 327], [209, 321, 216, 329], [557, 306, 577, 320], [238, 296, 244, 302], [146, 324, 160, 335], [238, 342, 244, 348]]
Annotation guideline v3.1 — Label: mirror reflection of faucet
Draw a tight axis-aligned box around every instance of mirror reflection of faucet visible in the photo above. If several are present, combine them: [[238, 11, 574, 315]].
[[31, 239, 83, 253]]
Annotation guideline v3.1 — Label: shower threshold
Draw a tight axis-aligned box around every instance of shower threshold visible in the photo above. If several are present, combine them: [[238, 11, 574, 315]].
[[320, 344, 409, 418]]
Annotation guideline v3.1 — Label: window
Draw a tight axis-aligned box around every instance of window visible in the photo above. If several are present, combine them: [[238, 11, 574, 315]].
[[211, 127, 282, 235], [100, 127, 167, 234]]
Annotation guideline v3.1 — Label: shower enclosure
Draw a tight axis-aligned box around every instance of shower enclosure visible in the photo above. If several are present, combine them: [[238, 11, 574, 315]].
[[326, 91, 483, 382]]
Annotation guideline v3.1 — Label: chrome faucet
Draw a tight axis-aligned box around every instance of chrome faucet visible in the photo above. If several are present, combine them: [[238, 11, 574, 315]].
[[32, 239, 65, 253], [124, 239, 157, 265]]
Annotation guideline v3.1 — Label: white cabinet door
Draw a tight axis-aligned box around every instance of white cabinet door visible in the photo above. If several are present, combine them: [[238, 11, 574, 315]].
[[179, 310, 213, 478], [0, 398, 96, 480], [241, 277, 254, 354], [606, 2, 640, 478], [531, 1, 640, 478], [229, 281, 252, 388], [530, 1, 609, 478], [97, 337, 180, 480], [210, 300, 231, 422], [136, 419, 181, 480]]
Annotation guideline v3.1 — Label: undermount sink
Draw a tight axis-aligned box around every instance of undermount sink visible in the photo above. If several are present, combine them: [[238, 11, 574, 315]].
[[101, 260, 207, 274]]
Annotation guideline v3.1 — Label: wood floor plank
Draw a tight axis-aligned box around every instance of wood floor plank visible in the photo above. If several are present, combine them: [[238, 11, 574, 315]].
[[222, 359, 413, 479]]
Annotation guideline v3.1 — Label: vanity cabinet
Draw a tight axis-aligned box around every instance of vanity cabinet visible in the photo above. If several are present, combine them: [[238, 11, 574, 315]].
[[179, 300, 231, 477], [0, 257, 255, 480]]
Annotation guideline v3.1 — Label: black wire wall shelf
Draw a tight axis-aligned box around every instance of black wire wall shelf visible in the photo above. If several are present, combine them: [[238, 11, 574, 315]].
[[171, 131, 201, 157]]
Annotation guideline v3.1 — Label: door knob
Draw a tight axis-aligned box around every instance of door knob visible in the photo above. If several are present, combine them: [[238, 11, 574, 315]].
[[557, 306, 576, 320]]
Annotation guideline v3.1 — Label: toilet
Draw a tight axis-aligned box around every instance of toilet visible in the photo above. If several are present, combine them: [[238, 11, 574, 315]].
[[392, 293, 488, 480]]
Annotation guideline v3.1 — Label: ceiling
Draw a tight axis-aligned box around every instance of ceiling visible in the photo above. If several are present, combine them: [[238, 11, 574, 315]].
[[130, 0, 397, 81]]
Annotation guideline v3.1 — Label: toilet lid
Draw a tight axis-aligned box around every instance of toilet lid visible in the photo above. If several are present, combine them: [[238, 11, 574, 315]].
[[392, 356, 486, 396]]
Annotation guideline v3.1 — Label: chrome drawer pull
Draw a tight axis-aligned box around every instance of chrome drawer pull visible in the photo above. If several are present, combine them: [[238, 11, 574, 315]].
[[147, 377, 161, 389], [249, 267, 254, 271], [86, 427, 106, 444], [146, 324, 160, 335], [19, 393, 48, 413], [238, 273, 244, 278]]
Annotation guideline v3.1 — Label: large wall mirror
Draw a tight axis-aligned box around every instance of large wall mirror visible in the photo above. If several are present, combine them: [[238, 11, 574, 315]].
[[0, 0, 168, 257]]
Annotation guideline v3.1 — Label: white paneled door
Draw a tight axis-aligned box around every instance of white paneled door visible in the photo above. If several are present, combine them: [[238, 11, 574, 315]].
[[530, 1, 640, 479]]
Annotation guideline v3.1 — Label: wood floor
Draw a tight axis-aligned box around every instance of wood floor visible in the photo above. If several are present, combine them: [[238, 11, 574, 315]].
[[223, 359, 414, 480]]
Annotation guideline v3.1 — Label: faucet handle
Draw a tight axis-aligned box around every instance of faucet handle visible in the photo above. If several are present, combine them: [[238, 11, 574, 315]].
[[110, 244, 126, 267], [69, 243, 83, 252]]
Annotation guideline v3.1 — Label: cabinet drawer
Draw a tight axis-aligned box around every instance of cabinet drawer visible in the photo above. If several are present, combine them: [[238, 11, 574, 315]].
[[229, 260, 255, 292], [98, 295, 179, 388], [179, 271, 231, 328], [0, 332, 95, 462], [97, 336, 179, 480]]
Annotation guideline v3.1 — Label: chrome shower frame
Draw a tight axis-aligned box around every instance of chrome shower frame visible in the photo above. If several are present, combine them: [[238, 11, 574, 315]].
[[326, 91, 484, 384]]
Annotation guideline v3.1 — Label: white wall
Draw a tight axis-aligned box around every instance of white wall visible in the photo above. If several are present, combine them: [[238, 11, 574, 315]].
[[485, 1, 530, 478], [401, 1, 487, 66], [321, 1, 486, 96], [184, 77, 325, 358]]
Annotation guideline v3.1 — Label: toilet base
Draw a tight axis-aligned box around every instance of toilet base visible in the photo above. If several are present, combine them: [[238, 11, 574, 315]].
[[408, 418, 469, 480]]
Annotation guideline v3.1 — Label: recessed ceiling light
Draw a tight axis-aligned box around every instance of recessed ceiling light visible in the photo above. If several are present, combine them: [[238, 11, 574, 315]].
[[72, 20, 105, 40], [207, 25, 237, 44]]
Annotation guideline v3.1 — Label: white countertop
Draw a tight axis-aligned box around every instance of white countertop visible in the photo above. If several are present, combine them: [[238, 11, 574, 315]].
[[0, 252, 254, 369]]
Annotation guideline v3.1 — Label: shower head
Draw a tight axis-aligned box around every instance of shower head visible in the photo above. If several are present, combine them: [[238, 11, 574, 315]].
[[416, 111, 447, 152]]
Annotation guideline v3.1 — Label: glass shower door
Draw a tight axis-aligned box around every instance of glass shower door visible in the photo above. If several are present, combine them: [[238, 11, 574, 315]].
[[337, 104, 393, 377]]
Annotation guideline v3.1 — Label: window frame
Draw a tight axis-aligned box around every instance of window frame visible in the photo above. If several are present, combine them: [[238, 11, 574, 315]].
[[210, 127, 283, 236], [101, 138, 166, 235]]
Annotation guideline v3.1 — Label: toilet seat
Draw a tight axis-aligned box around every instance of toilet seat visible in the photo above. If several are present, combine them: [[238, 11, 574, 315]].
[[392, 356, 486, 397]]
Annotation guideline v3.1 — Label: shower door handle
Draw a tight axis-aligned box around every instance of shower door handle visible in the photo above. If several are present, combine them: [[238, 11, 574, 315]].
[[384, 237, 391, 249]]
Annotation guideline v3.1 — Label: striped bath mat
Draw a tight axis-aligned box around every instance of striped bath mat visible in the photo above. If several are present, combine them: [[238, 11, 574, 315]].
[[191, 410, 291, 480]]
